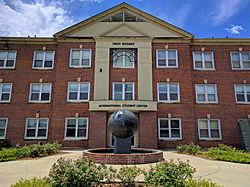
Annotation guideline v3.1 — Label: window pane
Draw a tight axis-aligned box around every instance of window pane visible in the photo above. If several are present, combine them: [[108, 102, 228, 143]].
[[233, 61, 240, 68], [211, 129, 220, 138], [41, 93, 50, 101], [207, 85, 215, 94], [210, 120, 219, 129], [243, 61, 250, 68], [125, 93, 133, 100], [196, 85, 205, 94], [199, 120, 208, 129], [200, 129, 209, 138], [35, 52, 43, 60], [80, 84, 88, 92], [158, 84, 167, 92], [205, 61, 213, 68], [204, 53, 212, 61], [159, 93, 167, 100], [82, 50, 90, 59], [0, 52, 6, 59], [67, 119, 76, 127], [0, 60, 4, 67], [158, 50, 166, 59], [38, 119, 48, 128], [81, 59, 90, 66], [42, 84, 51, 92], [208, 94, 216, 101], [31, 84, 40, 92], [194, 52, 202, 61], [171, 129, 180, 138], [171, 120, 180, 128], [114, 93, 122, 100], [246, 86, 250, 93], [45, 52, 53, 61], [168, 59, 176, 66], [27, 129, 36, 137], [31, 93, 39, 100], [72, 50, 80, 59], [1, 93, 10, 101], [80, 93, 88, 100], [236, 85, 244, 93], [0, 130, 5, 137], [114, 84, 122, 92], [168, 51, 176, 59], [160, 119, 168, 128], [28, 119, 37, 128], [158, 59, 166, 66], [2, 84, 11, 92], [197, 94, 205, 101], [34, 60, 43, 67], [66, 129, 76, 137], [125, 84, 133, 92], [232, 53, 240, 61], [69, 83, 78, 92], [78, 119, 87, 127], [160, 130, 169, 138], [237, 94, 245, 102], [242, 53, 250, 61], [37, 129, 46, 137], [169, 84, 178, 92], [44, 60, 52, 67], [0, 119, 6, 128], [6, 60, 14, 67], [77, 129, 86, 137], [195, 61, 202, 68], [69, 92, 77, 100], [170, 93, 178, 100], [71, 59, 79, 66]]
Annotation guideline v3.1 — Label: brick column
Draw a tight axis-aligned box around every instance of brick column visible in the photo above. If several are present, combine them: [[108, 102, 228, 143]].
[[88, 112, 107, 148], [139, 112, 158, 149]]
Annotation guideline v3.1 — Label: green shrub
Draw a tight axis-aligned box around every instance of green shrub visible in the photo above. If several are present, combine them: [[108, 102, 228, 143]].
[[0, 143, 61, 162], [205, 144, 250, 164], [10, 177, 51, 187], [0, 139, 12, 150], [116, 166, 142, 187], [177, 143, 201, 155], [49, 157, 99, 187], [94, 164, 117, 184], [186, 178, 223, 187], [144, 159, 195, 187]]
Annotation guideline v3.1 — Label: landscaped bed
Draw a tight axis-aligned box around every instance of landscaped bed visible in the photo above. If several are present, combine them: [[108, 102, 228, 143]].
[[0, 142, 61, 162], [177, 143, 250, 164], [11, 157, 222, 187]]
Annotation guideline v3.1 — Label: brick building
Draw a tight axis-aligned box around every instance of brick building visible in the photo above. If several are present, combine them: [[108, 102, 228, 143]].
[[0, 3, 249, 149]]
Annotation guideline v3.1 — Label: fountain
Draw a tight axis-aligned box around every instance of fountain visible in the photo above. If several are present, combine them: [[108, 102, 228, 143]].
[[83, 109, 164, 164]]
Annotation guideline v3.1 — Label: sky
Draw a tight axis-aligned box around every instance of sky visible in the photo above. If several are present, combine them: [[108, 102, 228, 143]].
[[0, 0, 249, 38]]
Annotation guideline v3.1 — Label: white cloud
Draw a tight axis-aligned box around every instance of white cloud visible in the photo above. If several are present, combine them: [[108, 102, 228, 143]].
[[225, 24, 244, 34], [0, 0, 73, 37], [79, 0, 105, 2], [210, 0, 243, 25]]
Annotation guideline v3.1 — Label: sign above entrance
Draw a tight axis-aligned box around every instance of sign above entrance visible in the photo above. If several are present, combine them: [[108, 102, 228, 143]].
[[89, 100, 157, 112], [112, 42, 135, 46]]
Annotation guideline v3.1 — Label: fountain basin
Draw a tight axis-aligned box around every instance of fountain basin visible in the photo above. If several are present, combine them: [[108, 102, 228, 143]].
[[83, 148, 164, 165]]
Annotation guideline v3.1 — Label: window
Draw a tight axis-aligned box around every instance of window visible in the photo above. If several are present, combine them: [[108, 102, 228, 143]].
[[0, 118, 7, 139], [198, 119, 221, 140], [113, 82, 134, 100], [33, 51, 55, 69], [235, 84, 250, 104], [157, 83, 180, 102], [195, 84, 218, 103], [0, 83, 12, 103], [156, 49, 178, 68], [25, 118, 48, 139], [193, 52, 215, 70], [29, 83, 52, 103], [65, 118, 88, 139], [67, 82, 90, 102], [231, 52, 250, 70], [158, 118, 182, 140], [70, 49, 91, 67], [0, 51, 16, 68], [112, 49, 135, 68]]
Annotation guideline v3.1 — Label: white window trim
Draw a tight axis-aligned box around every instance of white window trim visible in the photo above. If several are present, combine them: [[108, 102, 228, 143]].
[[193, 51, 215, 70], [29, 83, 52, 103], [67, 82, 90, 102], [69, 49, 92, 68], [0, 50, 17, 69], [64, 117, 89, 140], [113, 49, 135, 68], [158, 118, 182, 140], [0, 118, 8, 139], [234, 84, 250, 104], [156, 49, 178, 68], [0, 83, 13, 103], [157, 82, 180, 103], [32, 51, 55, 69], [231, 52, 250, 70], [24, 118, 49, 140], [198, 119, 222, 140], [195, 84, 218, 104], [112, 82, 135, 100]]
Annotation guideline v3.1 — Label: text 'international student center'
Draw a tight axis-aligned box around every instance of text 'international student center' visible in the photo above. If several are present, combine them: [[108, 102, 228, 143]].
[[0, 3, 250, 149]]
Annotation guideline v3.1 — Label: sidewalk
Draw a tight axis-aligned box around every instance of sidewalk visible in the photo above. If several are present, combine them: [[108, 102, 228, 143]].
[[0, 150, 249, 187]]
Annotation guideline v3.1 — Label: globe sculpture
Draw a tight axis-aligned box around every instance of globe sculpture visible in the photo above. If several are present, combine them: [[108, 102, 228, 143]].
[[108, 109, 138, 154]]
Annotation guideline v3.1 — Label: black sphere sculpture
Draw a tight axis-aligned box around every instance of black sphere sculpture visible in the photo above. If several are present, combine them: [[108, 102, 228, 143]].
[[108, 109, 138, 154]]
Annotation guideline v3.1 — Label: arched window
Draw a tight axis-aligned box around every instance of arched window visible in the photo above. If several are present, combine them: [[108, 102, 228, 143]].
[[112, 49, 135, 68]]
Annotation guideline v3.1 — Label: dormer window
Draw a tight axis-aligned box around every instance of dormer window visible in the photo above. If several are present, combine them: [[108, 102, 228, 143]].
[[102, 11, 145, 22]]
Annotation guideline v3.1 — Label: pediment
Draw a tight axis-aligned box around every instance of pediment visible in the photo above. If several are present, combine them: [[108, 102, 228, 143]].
[[54, 3, 193, 39]]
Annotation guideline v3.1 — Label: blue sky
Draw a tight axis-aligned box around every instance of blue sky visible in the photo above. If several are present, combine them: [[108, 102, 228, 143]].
[[0, 0, 249, 38]]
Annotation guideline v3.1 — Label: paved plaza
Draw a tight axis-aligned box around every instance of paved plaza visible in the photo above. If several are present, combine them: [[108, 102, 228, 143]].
[[0, 150, 249, 187]]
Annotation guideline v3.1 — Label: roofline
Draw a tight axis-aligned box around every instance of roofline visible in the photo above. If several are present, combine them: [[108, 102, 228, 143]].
[[53, 2, 194, 38]]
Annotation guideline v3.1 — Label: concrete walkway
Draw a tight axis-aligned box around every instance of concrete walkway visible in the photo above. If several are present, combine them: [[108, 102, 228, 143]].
[[0, 150, 249, 187]]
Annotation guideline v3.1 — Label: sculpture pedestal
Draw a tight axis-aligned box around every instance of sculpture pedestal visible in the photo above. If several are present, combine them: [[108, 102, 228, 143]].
[[114, 137, 131, 154]]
